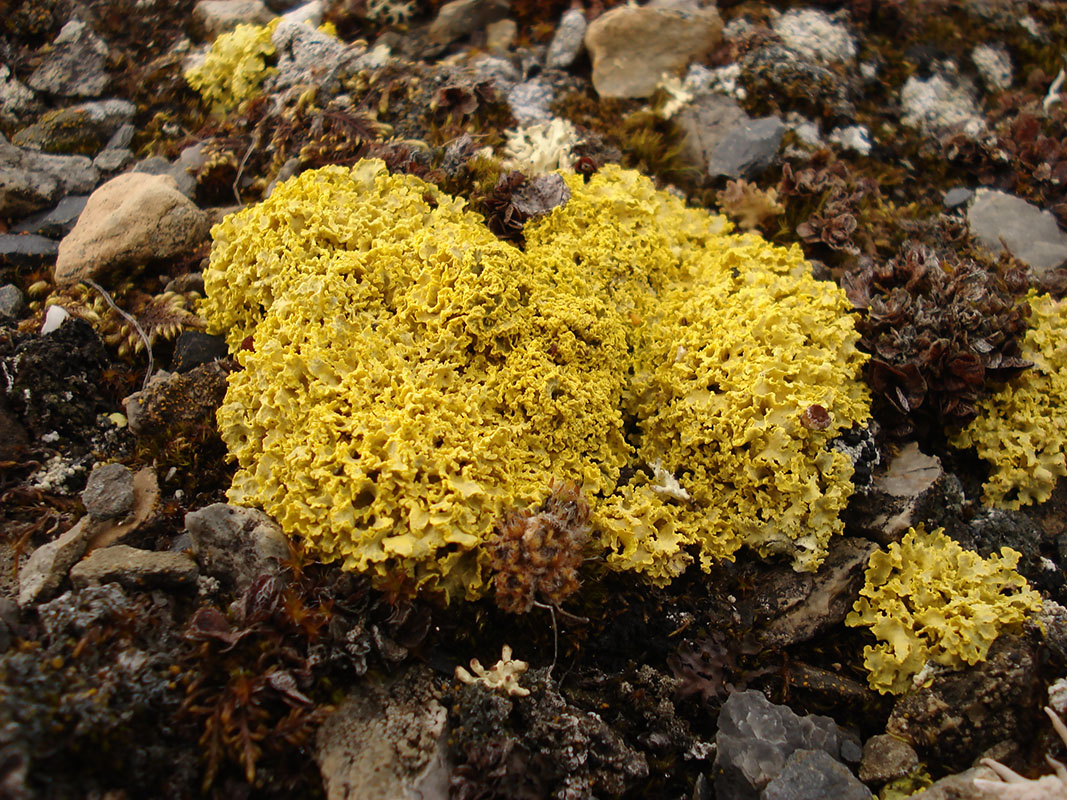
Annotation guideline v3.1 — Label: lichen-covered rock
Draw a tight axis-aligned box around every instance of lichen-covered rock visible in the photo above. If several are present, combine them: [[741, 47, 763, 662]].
[[201, 160, 870, 599], [846, 525, 1041, 695], [185, 19, 280, 113], [950, 292, 1067, 508]]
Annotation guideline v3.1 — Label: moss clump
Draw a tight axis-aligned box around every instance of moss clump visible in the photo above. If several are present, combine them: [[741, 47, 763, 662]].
[[950, 291, 1067, 508], [846, 524, 1042, 695], [185, 19, 280, 114], [201, 160, 870, 599]]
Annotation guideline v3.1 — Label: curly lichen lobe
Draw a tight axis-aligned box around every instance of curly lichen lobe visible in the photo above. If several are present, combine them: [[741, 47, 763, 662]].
[[201, 160, 870, 599], [846, 524, 1041, 695], [950, 291, 1067, 508]]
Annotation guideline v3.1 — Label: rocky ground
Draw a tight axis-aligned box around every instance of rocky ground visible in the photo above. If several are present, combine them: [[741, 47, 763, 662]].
[[3, 0, 1067, 798]]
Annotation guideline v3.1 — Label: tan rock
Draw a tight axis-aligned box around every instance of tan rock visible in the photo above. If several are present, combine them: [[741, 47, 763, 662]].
[[584, 4, 722, 98], [55, 172, 210, 286]]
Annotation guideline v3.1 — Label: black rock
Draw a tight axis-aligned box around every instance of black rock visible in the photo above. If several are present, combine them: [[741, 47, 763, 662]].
[[11, 195, 88, 238], [172, 330, 230, 373], [0, 233, 59, 267]]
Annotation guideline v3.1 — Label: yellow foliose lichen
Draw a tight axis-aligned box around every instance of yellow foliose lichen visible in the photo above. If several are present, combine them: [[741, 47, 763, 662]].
[[185, 19, 280, 113], [201, 160, 871, 599], [949, 291, 1067, 509], [845, 524, 1042, 695]]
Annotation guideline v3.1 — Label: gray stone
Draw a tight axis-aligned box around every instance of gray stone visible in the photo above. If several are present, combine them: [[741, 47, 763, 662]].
[[104, 123, 135, 151], [968, 188, 1067, 275], [268, 20, 347, 92], [185, 503, 291, 591], [714, 690, 843, 800], [0, 284, 25, 319], [858, 734, 919, 784], [756, 537, 878, 648], [192, 0, 275, 39], [93, 148, 133, 172], [971, 44, 1012, 91], [316, 666, 451, 800], [907, 766, 999, 800], [70, 544, 198, 590], [27, 20, 110, 98], [17, 517, 94, 607], [84, 467, 161, 551], [943, 187, 973, 208], [546, 8, 587, 69], [0, 134, 99, 218], [0, 63, 40, 127], [427, 0, 510, 47], [584, 4, 722, 98], [761, 749, 869, 800], [82, 462, 135, 520], [12, 99, 136, 155], [54, 172, 210, 286], [11, 195, 89, 237], [678, 94, 784, 179], [130, 155, 198, 198], [0, 234, 58, 267]]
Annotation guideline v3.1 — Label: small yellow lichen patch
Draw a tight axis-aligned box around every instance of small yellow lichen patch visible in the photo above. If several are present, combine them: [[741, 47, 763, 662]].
[[846, 524, 1041, 695], [950, 291, 1067, 508], [185, 19, 280, 113]]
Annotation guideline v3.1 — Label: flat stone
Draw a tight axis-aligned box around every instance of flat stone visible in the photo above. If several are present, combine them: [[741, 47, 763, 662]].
[[81, 467, 160, 553], [69, 544, 198, 590], [11, 195, 89, 237], [858, 734, 919, 784], [678, 93, 784, 179], [546, 8, 587, 69], [0, 134, 98, 218], [185, 503, 291, 592], [761, 749, 870, 800], [281, 0, 325, 26], [81, 462, 135, 520], [104, 123, 135, 150], [714, 690, 843, 800], [907, 765, 1000, 800], [54, 172, 210, 286], [315, 666, 450, 800], [485, 18, 517, 53], [943, 187, 973, 208], [192, 0, 274, 39], [27, 20, 110, 98], [18, 517, 95, 607], [584, 4, 722, 98], [968, 188, 1067, 275], [92, 148, 133, 172], [0, 234, 58, 268], [0, 284, 25, 319], [12, 99, 136, 156], [427, 0, 510, 47], [130, 155, 197, 198]]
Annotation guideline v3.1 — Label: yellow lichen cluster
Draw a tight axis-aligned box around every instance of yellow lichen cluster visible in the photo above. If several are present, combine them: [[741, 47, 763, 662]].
[[201, 160, 870, 599], [846, 524, 1041, 695], [185, 19, 280, 113], [950, 291, 1067, 509]]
